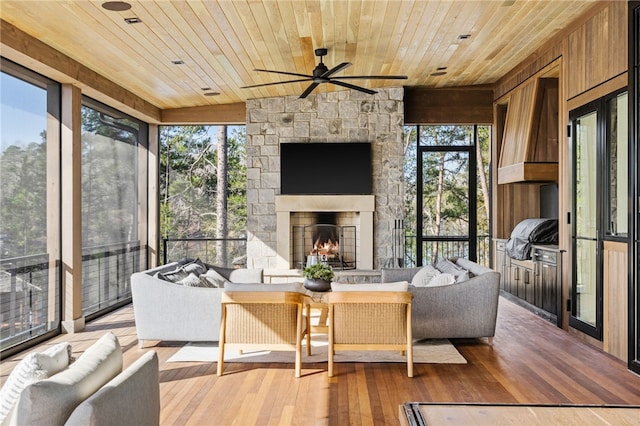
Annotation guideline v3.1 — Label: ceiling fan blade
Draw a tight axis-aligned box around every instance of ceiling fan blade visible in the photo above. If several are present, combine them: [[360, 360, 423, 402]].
[[330, 80, 377, 95], [299, 82, 320, 98], [321, 62, 352, 78], [241, 78, 312, 89], [332, 75, 408, 80], [253, 68, 313, 79]]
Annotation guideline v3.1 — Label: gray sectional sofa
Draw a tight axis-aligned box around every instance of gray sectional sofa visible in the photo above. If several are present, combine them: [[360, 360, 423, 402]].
[[381, 258, 500, 342], [130, 259, 263, 348]]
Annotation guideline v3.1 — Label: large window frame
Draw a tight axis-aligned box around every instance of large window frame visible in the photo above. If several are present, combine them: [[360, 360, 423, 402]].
[[0, 59, 62, 358]]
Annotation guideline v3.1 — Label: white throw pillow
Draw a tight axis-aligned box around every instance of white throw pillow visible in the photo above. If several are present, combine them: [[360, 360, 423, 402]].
[[410, 265, 441, 287], [178, 272, 203, 287], [0, 342, 72, 423], [427, 273, 456, 287], [331, 281, 409, 292]]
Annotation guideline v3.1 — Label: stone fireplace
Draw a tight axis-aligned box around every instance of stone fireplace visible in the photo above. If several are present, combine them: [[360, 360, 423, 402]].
[[245, 87, 405, 271], [276, 194, 374, 270]]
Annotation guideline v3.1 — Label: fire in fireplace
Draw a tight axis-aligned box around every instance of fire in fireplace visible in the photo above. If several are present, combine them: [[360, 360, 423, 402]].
[[292, 215, 356, 270]]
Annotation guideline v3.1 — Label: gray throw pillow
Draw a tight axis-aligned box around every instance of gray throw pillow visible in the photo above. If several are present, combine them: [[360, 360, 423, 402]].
[[178, 273, 203, 287], [200, 269, 228, 288]]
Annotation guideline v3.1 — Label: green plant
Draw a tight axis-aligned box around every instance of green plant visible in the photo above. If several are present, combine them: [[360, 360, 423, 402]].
[[303, 263, 334, 281]]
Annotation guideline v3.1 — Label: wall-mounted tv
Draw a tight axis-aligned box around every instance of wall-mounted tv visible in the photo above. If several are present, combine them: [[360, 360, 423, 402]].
[[280, 142, 372, 195]]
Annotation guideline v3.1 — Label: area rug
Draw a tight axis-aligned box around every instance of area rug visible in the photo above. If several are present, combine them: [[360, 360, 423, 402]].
[[167, 335, 466, 364]]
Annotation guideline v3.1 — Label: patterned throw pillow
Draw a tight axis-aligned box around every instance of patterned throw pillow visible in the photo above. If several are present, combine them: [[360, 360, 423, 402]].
[[199, 269, 228, 288], [181, 259, 207, 276], [0, 342, 73, 423], [410, 265, 441, 287], [435, 259, 470, 282], [427, 273, 456, 287], [178, 273, 203, 287]]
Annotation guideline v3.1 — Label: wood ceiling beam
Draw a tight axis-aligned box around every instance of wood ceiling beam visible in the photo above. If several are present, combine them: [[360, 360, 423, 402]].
[[0, 19, 162, 124]]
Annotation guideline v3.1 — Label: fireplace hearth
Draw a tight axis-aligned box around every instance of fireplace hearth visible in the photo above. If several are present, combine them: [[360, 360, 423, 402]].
[[292, 224, 356, 270]]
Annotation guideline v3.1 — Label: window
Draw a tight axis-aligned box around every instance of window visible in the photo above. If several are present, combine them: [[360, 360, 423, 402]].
[[81, 98, 147, 317], [0, 59, 61, 353]]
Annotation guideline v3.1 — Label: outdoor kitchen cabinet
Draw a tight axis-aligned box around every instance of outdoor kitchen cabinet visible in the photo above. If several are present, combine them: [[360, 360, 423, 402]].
[[531, 245, 563, 327]]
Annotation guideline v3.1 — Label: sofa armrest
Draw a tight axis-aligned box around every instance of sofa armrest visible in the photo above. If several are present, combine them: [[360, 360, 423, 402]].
[[65, 351, 160, 426], [131, 272, 223, 343]]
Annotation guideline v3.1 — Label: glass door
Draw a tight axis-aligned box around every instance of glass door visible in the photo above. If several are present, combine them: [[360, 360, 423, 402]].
[[416, 126, 477, 265], [571, 106, 602, 338]]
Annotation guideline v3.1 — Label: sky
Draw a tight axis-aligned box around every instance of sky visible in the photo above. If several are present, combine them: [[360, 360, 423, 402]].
[[1, 72, 47, 150]]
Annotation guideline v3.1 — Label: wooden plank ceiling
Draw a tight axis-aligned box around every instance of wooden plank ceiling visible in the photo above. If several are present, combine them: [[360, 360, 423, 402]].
[[0, 0, 598, 110]]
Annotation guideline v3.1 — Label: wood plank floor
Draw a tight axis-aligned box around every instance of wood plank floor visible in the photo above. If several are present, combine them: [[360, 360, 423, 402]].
[[2, 297, 640, 425]]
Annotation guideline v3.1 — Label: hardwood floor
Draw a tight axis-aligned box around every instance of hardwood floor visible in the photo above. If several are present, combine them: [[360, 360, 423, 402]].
[[2, 297, 640, 425]]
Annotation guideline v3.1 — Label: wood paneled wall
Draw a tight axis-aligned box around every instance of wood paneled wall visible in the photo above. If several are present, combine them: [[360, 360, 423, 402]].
[[404, 87, 493, 124], [491, 1, 629, 360]]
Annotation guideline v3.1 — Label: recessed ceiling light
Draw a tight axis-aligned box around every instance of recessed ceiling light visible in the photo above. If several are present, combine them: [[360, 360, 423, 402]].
[[124, 17, 142, 24], [102, 1, 132, 11], [431, 71, 447, 76], [204, 92, 220, 97], [171, 60, 185, 65], [458, 34, 471, 40]]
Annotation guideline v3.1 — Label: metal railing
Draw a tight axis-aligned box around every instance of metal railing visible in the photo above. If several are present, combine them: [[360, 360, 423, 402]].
[[0, 253, 60, 350], [81, 241, 144, 316], [403, 234, 491, 268], [162, 237, 247, 268]]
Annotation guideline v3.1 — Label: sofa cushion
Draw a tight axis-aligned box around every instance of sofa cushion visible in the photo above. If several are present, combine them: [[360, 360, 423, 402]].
[[0, 342, 72, 424], [65, 351, 160, 426], [10, 332, 123, 426], [410, 265, 441, 287], [331, 282, 409, 292], [224, 282, 304, 292]]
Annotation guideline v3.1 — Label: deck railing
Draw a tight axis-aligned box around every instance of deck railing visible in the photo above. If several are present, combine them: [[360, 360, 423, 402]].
[[0, 253, 59, 350], [162, 237, 247, 268], [81, 241, 144, 316], [403, 234, 491, 268]]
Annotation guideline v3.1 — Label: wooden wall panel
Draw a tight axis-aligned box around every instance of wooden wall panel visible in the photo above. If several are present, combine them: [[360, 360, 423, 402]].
[[567, 4, 628, 99], [404, 87, 493, 124], [494, 183, 541, 239], [603, 241, 628, 361]]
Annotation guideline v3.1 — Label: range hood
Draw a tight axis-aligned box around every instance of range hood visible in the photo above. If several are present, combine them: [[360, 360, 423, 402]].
[[498, 77, 559, 184]]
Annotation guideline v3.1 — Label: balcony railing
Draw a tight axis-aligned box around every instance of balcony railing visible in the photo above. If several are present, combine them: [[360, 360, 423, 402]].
[[82, 241, 144, 317], [163, 237, 247, 268], [403, 234, 491, 268], [0, 253, 59, 350]]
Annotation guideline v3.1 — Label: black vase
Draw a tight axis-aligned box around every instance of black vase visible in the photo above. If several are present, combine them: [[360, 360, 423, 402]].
[[303, 278, 331, 292]]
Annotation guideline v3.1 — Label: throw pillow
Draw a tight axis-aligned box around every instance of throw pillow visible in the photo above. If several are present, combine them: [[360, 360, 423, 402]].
[[0, 342, 73, 423], [200, 269, 228, 288], [410, 265, 441, 287], [331, 282, 409, 292], [178, 273, 202, 287], [436, 259, 469, 282], [181, 258, 207, 276], [427, 273, 456, 287], [158, 268, 189, 283]]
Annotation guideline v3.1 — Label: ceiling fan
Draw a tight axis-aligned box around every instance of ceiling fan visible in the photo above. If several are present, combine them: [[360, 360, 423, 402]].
[[241, 48, 408, 98]]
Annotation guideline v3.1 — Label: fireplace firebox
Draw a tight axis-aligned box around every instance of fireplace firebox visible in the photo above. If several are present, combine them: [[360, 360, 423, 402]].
[[292, 224, 356, 270]]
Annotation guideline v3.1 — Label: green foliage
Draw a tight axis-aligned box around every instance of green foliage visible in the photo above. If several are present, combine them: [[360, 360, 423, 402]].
[[303, 263, 335, 281], [159, 125, 247, 240]]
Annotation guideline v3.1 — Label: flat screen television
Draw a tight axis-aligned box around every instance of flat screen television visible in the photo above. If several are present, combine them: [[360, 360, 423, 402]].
[[280, 142, 372, 195]]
